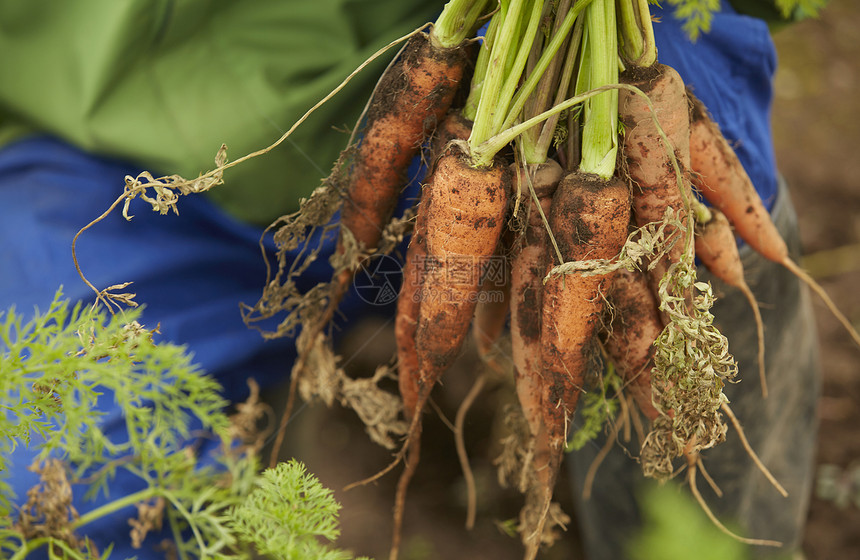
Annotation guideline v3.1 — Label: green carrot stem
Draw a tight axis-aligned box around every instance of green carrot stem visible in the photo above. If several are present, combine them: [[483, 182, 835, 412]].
[[501, 0, 595, 135], [432, 0, 491, 49], [577, 0, 618, 179], [519, 1, 577, 164], [470, 0, 527, 149], [633, 0, 657, 66], [72, 487, 158, 530], [562, 16, 586, 170], [492, 0, 545, 136], [463, 11, 500, 121], [535, 1, 583, 163], [618, 0, 644, 61]]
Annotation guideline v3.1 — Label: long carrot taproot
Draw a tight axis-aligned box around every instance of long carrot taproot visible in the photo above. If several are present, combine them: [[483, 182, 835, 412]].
[[390, 145, 510, 560], [398, 109, 474, 421], [531, 171, 630, 558], [688, 90, 860, 348], [541, 172, 631, 451], [508, 161, 563, 558]]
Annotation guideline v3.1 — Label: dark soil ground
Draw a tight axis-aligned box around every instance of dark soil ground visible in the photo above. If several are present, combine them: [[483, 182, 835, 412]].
[[281, 4, 860, 559], [770, 1, 860, 557]]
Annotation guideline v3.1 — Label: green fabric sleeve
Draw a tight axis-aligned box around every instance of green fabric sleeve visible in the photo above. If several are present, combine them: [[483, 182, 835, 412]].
[[0, 0, 443, 225]]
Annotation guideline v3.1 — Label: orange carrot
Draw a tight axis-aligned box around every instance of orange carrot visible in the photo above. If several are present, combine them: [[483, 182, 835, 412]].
[[391, 145, 510, 559], [688, 90, 860, 349], [541, 171, 630, 450], [340, 33, 468, 254], [603, 266, 664, 420], [330, 32, 470, 318], [398, 110, 474, 420], [620, 64, 694, 279], [285, 36, 470, 462], [535, 171, 631, 545], [395, 195, 429, 422], [688, 91, 787, 264], [694, 207, 768, 397], [415, 149, 511, 384], [509, 160, 563, 439]]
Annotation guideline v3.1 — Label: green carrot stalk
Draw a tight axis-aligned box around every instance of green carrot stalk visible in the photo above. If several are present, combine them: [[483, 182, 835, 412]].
[[501, 0, 595, 134], [619, 0, 656, 66], [490, 0, 545, 135], [463, 10, 500, 121], [518, 0, 576, 164], [432, 0, 492, 48], [470, 0, 541, 153], [577, 0, 618, 179]]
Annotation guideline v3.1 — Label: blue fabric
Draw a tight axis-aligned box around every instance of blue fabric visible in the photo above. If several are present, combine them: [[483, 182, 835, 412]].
[[0, 135, 414, 558], [652, 0, 779, 209]]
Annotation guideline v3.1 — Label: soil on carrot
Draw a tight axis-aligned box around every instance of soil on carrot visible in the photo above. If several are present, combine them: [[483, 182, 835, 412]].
[[277, 3, 860, 559]]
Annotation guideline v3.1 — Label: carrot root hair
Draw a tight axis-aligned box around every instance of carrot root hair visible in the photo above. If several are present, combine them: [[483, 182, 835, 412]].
[[781, 256, 860, 349]]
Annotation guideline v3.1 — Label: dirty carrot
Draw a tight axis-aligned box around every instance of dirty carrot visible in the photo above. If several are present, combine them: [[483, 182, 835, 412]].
[[390, 145, 510, 560], [541, 172, 631, 452], [415, 147, 511, 405], [395, 195, 429, 422], [398, 108, 475, 420], [620, 63, 695, 283], [603, 266, 664, 420], [534, 170, 631, 557], [337, 31, 469, 277], [510, 160, 563, 439]]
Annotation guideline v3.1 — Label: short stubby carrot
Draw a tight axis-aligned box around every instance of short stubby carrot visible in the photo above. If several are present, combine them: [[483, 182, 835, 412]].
[[603, 266, 664, 420], [620, 64, 694, 277]]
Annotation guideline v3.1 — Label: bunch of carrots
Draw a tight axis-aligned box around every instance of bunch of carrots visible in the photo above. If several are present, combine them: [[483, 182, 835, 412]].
[[244, 0, 856, 558]]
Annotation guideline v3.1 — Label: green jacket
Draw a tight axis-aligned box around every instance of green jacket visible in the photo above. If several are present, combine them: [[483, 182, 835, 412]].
[[0, 0, 442, 225]]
